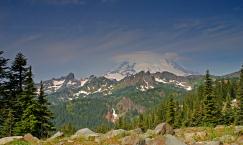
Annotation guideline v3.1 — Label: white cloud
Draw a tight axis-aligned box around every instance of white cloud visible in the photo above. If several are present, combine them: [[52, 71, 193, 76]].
[[114, 51, 181, 64]]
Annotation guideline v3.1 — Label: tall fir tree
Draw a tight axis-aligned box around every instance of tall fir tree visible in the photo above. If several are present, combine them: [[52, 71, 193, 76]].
[[14, 67, 39, 136], [8, 52, 28, 125], [202, 70, 221, 126], [222, 93, 234, 125], [174, 101, 183, 128], [165, 97, 175, 126], [36, 81, 55, 138], [1, 109, 15, 137], [0, 51, 9, 137], [235, 65, 243, 125], [16, 66, 36, 113]]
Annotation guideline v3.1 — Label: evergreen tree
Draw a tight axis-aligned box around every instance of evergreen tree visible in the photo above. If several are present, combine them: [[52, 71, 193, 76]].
[[202, 70, 221, 126], [235, 65, 243, 125], [0, 51, 9, 136], [190, 105, 203, 127], [165, 97, 175, 126], [36, 81, 55, 138], [1, 109, 15, 137], [174, 101, 183, 128], [222, 93, 234, 125], [8, 52, 28, 126], [14, 67, 39, 136], [14, 103, 39, 135], [0, 51, 9, 93], [10, 52, 28, 93], [16, 67, 36, 113]]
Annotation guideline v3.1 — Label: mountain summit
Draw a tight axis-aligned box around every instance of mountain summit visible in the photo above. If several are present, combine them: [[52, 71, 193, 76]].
[[105, 58, 194, 81]]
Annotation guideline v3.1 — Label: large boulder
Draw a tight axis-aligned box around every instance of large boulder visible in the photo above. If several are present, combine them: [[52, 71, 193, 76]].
[[165, 134, 187, 145], [23, 133, 39, 143], [48, 131, 64, 140], [0, 136, 23, 145], [104, 129, 127, 139], [154, 123, 174, 135], [71, 128, 99, 140]]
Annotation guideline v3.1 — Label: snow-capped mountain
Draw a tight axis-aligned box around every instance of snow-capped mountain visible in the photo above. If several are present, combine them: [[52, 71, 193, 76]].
[[105, 58, 195, 81], [36, 73, 83, 94]]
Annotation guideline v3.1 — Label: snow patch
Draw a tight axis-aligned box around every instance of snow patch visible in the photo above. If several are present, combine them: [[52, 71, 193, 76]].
[[112, 108, 118, 123], [74, 90, 90, 96], [80, 79, 88, 87], [155, 77, 168, 83]]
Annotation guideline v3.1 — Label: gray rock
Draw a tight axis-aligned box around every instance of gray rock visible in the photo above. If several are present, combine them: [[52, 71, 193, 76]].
[[143, 129, 156, 138], [154, 123, 174, 135], [219, 135, 235, 142], [48, 131, 64, 140], [237, 135, 243, 144], [0, 136, 23, 145], [71, 128, 99, 139], [205, 141, 223, 145], [165, 134, 187, 145], [235, 126, 243, 135], [104, 129, 127, 139], [23, 133, 39, 143], [184, 131, 207, 143], [147, 136, 165, 145], [129, 128, 143, 135], [121, 135, 145, 145]]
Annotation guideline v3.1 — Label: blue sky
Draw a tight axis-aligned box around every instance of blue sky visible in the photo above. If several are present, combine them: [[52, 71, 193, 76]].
[[1, 0, 243, 81]]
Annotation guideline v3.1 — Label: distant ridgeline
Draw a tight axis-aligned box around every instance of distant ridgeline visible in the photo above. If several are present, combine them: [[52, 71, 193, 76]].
[[35, 57, 242, 132], [1, 51, 242, 138]]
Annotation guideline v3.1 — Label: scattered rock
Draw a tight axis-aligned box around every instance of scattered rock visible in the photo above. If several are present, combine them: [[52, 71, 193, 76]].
[[237, 135, 243, 144], [129, 128, 143, 135], [235, 126, 243, 135], [165, 134, 187, 145], [219, 135, 235, 143], [0, 136, 23, 145], [215, 125, 225, 130], [184, 131, 207, 144], [192, 142, 205, 145], [143, 129, 156, 138], [121, 135, 145, 145], [105, 129, 127, 139], [147, 136, 165, 145], [71, 128, 99, 139], [184, 132, 196, 143], [23, 133, 39, 143], [205, 141, 223, 145], [154, 123, 174, 135], [48, 131, 64, 140]]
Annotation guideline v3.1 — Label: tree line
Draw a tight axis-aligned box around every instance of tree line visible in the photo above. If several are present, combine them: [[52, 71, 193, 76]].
[[0, 51, 54, 138], [96, 67, 243, 132]]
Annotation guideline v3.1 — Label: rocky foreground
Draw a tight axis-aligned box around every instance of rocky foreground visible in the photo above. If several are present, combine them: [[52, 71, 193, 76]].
[[0, 123, 243, 145]]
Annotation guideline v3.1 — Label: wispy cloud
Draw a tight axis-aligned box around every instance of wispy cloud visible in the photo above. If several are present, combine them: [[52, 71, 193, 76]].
[[31, 0, 86, 5], [30, 0, 117, 5], [114, 51, 183, 64]]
